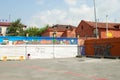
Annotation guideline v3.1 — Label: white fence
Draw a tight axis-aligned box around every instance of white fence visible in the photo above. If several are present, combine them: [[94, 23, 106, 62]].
[[0, 45, 78, 60]]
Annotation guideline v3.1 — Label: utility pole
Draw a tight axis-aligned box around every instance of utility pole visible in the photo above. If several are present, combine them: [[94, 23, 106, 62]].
[[93, 0, 99, 39], [106, 15, 108, 38]]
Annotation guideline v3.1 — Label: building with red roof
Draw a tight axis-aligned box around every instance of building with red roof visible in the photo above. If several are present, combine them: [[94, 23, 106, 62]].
[[0, 22, 11, 36], [41, 24, 76, 38], [76, 20, 120, 38], [0, 21, 26, 36]]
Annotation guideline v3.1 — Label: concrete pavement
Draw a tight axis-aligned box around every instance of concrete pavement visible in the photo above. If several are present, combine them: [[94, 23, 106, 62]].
[[0, 58, 120, 80]]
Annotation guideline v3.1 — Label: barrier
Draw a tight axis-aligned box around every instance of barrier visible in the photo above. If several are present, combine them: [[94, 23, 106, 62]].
[[0, 45, 78, 60], [2, 56, 7, 61], [19, 56, 25, 61], [0, 36, 78, 45], [85, 38, 120, 57], [1, 56, 25, 61]]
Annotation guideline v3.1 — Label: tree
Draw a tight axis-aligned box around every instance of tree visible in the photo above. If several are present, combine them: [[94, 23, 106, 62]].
[[39, 25, 49, 36], [24, 25, 49, 37], [25, 27, 40, 36], [7, 19, 49, 36], [6, 19, 25, 36]]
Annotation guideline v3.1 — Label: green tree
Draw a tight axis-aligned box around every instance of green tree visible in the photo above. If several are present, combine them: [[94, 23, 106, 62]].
[[25, 27, 40, 36], [39, 25, 49, 36], [24, 25, 49, 36], [6, 19, 25, 36]]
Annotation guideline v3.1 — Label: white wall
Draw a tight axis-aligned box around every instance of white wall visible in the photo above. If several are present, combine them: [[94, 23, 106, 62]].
[[0, 26, 7, 36], [0, 45, 78, 59]]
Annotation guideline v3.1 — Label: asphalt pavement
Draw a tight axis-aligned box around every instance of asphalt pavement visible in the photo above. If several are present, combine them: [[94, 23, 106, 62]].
[[0, 58, 120, 80]]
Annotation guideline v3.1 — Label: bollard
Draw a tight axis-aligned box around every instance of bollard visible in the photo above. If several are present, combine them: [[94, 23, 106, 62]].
[[19, 56, 24, 61], [3, 56, 7, 61], [27, 54, 30, 60]]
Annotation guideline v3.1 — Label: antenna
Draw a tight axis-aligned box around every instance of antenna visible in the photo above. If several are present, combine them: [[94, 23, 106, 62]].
[[9, 14, 11, 22], [97, 19, 99, 22], [114, 19, 117, 23]]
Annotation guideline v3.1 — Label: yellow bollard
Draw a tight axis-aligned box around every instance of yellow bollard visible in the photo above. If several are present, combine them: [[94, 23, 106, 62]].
[[3, 56, 7, 61], [19, 56, 24, 61]]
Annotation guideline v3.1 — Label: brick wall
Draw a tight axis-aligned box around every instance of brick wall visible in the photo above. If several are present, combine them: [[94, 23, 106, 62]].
[[62, 28, 76, 38], [76, 21, 93, 37], [41, 30, 50, 37], [100, 29, 120, 38], [42, 31, 64, 37], [76, 21, 120, 38], [85, 38, 120, 57], [109, 30, 120, 38], [49, 31, 64, 37]]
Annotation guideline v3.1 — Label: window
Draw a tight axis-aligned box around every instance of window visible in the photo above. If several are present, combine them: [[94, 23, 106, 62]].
[[114, 25, 119, 29]]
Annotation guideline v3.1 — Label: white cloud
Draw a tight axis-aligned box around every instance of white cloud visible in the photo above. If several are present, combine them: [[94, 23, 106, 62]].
[[64, 0, 78, 6], [36, 0, 44, 5], [95, 0, 120, 22], [28, 0, 120, 27], [69, 4, 93, 19], [29, 4, 94, 27], [29, 9, 68, 27]]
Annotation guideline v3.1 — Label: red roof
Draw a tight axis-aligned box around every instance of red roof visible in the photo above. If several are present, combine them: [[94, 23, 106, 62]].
[[48, 24, 76, 32], [0, 22, 26, 27], [0, 22, 11, 26], [82, 20, 120, 29]]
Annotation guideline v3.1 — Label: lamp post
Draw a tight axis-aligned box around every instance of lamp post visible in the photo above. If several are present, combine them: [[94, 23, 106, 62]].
[[93, 0, 99, 39], [52, 31, 56, 58], [106, 15, 108, 38], [25, 33, 28, 59]]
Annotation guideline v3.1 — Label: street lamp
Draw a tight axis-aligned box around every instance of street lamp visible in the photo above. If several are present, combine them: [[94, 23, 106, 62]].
[[93, 0, 99, 39], [25, 33, 28, 59], [52, 31, 56, 58]]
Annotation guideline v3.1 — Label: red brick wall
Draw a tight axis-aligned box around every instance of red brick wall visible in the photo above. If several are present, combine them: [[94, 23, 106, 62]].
[[108, 30, 120, 38], [63, 28, 76, 38], [41, 30, 50, 37], [42, 30, 64, 37], [49, 31, 64, 37], [76, 21, 93, 37], [76, 21, 120, 38], [100, 29, 120, 38], [85, 38, 120, 57]]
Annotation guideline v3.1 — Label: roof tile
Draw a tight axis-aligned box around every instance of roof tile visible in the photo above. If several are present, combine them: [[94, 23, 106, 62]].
[[83, 20, 120, 29], [0, 22, 11, 26]]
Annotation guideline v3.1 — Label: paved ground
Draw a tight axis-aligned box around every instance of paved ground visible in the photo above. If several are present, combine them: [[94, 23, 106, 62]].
[[0, 57, 120, 80]]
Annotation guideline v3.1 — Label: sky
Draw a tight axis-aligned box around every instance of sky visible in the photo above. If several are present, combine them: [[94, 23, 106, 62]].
[[0, 0, 120, 27]]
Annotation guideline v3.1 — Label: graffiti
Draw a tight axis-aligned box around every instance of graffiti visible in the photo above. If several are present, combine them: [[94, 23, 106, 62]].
[[35, 47, 45, 53], [93, 43, 112, 57]]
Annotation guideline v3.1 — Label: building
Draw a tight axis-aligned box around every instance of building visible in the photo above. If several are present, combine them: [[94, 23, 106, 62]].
[[0, 22, 26, 36], [0, 22, 11, 36], [76, 20, 120, 38], [41, 24, 76, 38]]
